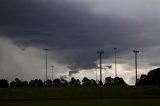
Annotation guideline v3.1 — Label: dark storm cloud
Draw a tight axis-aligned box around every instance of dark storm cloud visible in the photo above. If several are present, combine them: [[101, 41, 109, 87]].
[[0, 0, 160, 72]]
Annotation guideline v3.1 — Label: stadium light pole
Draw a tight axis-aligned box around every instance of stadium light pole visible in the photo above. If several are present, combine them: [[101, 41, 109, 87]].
[[96, 67, 99, 83], [133, 50, 140, 85], [114, 48, 118, 85], [51, 66, 54, 87], [97, 50, 104, 84], [44, 48, 48, 82], [96, 68, 98, 82]]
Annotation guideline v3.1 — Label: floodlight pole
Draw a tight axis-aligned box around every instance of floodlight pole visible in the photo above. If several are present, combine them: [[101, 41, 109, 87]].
[[97, 51, 104, 84], [114, 48, 117, 84], [96, 68, 97, 82], [96, 67, 99, 83], [51, 66, 54, 87], [133, 50, 139, 85], [44, 48, 48, 82]]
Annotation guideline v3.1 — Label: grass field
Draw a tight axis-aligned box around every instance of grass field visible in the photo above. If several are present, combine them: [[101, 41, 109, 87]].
[[0, 99, 160, 106], [0, 86, 160, 100], [0, 86, 160, 106]]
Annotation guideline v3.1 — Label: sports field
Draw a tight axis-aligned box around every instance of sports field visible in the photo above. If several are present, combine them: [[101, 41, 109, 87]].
[[0, 86, 160, 100], [0, 99, 160, 106], [0, 86, 160, 106]]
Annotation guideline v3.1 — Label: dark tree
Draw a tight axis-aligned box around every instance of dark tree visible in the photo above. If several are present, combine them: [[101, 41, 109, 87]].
[[53, 78, 62, 86], [10, 78, 21, 87], [105, 77, 114, 85], [137, 74, 149, 85], [29, 79, 43, 87], [10, 81, 16, 87], [90, 79, 97, 85], [82, 77, 91, 86], [104, 77, 127, 85], [45, 79, 52, 87], [20, 81, 29, 87], [0, 79, 9, 87], [137, 68, 160, 85], [69, 77, 76, 86], [10, 78, 29, 87], [37, 79, 43, 87], [115, 77, 127, 85], [76, 79, 81, 86], [61, 79, 69, 86], [29, 80, 35, 87], [69, 77, 80, 86]]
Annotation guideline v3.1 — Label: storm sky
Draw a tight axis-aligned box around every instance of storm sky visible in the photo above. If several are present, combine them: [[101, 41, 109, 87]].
[[0, 0, 160, 85]]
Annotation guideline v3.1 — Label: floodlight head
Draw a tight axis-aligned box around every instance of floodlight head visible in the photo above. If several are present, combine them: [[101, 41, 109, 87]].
[[97, 51, 104, 54], [44, 48, 48, 51], [133, 50, 140, 53], [114, 48, 117, 50]]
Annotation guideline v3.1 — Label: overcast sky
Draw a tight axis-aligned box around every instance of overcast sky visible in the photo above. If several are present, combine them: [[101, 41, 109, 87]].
[[0, 0, 160, 85]]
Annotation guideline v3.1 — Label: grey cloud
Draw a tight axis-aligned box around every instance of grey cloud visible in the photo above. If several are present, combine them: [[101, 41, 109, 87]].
[[0, 0, 160, 74], [149, 62, 160, 67]]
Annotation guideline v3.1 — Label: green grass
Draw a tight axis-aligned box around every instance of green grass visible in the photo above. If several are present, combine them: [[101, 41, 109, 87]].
[[0, 86, 160, 100], [0, 99, 160, 106], [0, 86, 160, 106]]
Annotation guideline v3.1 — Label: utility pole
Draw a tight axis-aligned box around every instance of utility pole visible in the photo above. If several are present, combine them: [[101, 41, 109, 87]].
[[51, 66, 54, 87], [133, 50, 140, 85], [44, 48, 48, 82], [114, 48, 117, 85], [97, 51, 104, 84]]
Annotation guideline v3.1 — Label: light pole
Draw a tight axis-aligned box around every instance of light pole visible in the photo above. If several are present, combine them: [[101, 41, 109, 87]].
[[44, 48, 48, 82], [114, 48, 117, 84], [133, 50, 140, 85], [97, 50, 104, 84], [96, 67, 98, 82], [95, 67, 101, 83], [51, 66, 54, 87]]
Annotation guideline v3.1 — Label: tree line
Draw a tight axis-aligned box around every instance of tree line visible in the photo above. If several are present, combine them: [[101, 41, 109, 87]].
[[0, 77, 126, 87], [1, 67, 160, 87]]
